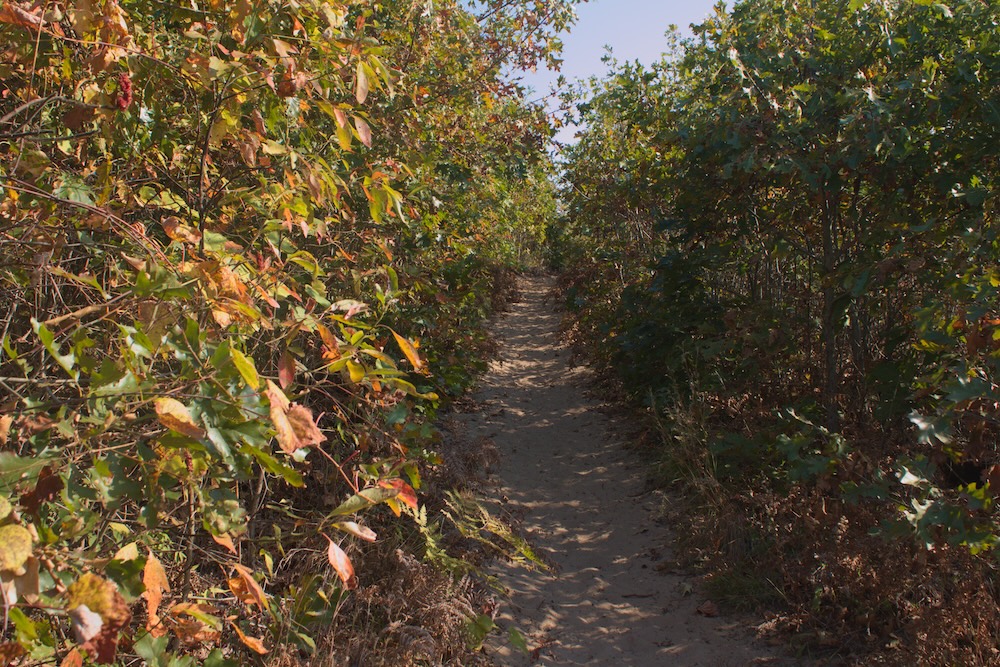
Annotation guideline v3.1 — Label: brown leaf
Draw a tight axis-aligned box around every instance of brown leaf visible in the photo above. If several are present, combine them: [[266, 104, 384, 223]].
[[0, 1, 43, 28], [286, 404, 325, 447], [154, 397, 206, 440], [354, 117, 372, 148], [0, 641, 25, 665], [231, 621, 268, 655], [59, 648, 84, 667], [143, 552, 170, 635], [696, 600, 719, 617], [228, 563, 267, 608], [161, 216, 202, 245], [325, 535, 357, 590], [0, 415, 13, 447], [14, 556, 39, 603], [169, 603, 222, 644], [264, 381, 324, 454], [20, 465, 63, 514]]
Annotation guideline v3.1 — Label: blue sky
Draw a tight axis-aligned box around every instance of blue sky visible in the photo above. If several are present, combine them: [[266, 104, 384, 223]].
[[517, 0, 721, 143]]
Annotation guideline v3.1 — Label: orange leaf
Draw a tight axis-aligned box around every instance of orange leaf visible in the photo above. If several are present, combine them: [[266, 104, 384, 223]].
[[324, 535, 357, 590], [230, 621, 268, 655], [379, 478, 417, 509], [143, 552, 170, 635], [211, 532, 238, 555], [154, 398, 206, 440], [59, 648, 83, 667], [390, 329, 426, 374], [228, 563, 267, 608]]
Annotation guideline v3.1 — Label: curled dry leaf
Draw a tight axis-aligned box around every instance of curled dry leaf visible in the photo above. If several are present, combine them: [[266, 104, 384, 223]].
[[264, 381, 325, 454], [154, 397, 206, 440], [324, 535, 357, 590], [333, 521, 377, 542]]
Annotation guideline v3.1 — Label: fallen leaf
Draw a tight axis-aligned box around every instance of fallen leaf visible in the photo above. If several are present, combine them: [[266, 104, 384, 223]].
[[230, 621, 268, 655], [696, 600, 719, 617], [154, 398, 206, 440], [324, 535, 357, 590]]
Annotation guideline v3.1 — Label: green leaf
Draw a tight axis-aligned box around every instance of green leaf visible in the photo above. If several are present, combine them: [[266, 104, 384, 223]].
[[329, 486, 399, 517], [31, 319, 78, 379]]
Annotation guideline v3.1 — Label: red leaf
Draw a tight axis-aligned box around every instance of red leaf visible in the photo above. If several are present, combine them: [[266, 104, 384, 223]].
[[278, 351, 295, 389], [379, 478, 417, 509]]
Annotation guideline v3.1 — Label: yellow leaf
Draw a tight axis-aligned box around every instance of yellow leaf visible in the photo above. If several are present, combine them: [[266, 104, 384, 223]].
[[346, 360, 365, 384], [154, 398, 206, 440], [0, 524, 33, 573], [113, 542, 139, 561], [229, 347, 260, 389], [391, 329, 427, 374]]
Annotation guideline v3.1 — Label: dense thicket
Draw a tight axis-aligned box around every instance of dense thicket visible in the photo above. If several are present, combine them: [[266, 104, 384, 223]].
[[0, 0, 573, 663], [558, 0, 1000, 662]]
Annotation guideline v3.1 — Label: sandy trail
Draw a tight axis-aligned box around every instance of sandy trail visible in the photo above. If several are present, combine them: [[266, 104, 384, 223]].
[[459, 276, 787, 666]]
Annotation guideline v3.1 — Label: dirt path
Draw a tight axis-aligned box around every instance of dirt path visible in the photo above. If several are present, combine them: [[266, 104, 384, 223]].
[[459, 276, 788, 666]]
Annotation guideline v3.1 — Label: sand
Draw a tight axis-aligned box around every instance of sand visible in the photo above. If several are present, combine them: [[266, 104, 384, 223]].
[[459, 275, 793, 666]]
